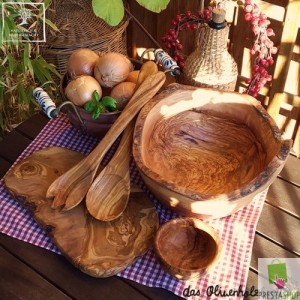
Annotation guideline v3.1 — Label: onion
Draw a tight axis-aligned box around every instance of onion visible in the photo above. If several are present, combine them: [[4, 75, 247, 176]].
[[126, 70, 140, 84], [67, 48, 100, 78], [94, 52, 133, 88], [110, 81, 136, 110], [65, 75, 102, 106]]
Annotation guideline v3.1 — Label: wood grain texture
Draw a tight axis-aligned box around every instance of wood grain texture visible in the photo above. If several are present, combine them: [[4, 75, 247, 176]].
[[278, 154, 300, 186], [267, 0, 300, 107], [245, 270, 259, 300], [86, 120, 134, 221], [0, 130, 32, 163], [154, 217, 221, 280], [0, 246, 71, 300], [251, 234, 299, 271], [47, 71, 166, 211], [4, 147, 159, 278], [0, 158, 11, 178], [146, 109, 266, 195], [133, 83, 291, 219], [267, 177, 300, 217], [0, 234, 154, 300], [256, 202, 300, 254], [15, 113, 49, 139]]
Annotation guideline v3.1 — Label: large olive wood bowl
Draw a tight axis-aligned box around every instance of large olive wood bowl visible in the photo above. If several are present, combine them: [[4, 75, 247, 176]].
[[133, 84, 292, 219]]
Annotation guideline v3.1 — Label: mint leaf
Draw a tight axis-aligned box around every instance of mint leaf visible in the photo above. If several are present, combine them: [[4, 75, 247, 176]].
[[101, 96, 118, 112], [92, 0, 124, 26], [92, 90, 101, 102], [84, 100, 96, 112], [92, 103, 105, 120]]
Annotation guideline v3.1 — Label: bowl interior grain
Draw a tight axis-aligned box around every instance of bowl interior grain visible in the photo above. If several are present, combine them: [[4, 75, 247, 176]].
[[137, 85, 286, 196], [154, 217, 221, 279]]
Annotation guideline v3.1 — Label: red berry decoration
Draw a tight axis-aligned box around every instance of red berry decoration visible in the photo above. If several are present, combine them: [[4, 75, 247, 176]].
[[161, 0, 277, 99], [169, 29, 176, 36], [243, 1, 277, 96], [185, 10, 192, 17], [161, 8, 211, 70]]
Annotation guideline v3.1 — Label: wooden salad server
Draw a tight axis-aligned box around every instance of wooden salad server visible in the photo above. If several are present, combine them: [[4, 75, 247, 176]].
[[47, 71, 166, 211], [85, 119, 135, 221]]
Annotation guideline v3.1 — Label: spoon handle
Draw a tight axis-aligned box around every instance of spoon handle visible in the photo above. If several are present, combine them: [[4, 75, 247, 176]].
[[81, 71, 166, 169], [100, 119, 135, 177], [49, 71, 166, 211]]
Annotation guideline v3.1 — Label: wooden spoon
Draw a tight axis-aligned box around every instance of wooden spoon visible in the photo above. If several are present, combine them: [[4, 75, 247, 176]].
[[47, 71, 166, 211], [85, 119, 135, 221]]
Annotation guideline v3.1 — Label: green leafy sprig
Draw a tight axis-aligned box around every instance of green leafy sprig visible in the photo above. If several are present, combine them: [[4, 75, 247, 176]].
[[84, 90, 118, 120]]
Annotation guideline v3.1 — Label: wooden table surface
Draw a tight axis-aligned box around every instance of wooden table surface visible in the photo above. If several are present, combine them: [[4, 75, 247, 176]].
[[0, 113, 299, 300]]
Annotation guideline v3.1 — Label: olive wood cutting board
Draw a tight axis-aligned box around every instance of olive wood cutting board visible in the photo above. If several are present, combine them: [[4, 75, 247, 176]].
[[4, 146, 159, 278]]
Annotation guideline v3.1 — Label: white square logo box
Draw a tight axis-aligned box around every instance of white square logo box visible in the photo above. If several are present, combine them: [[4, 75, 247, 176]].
[[258, 258, 300, 299]]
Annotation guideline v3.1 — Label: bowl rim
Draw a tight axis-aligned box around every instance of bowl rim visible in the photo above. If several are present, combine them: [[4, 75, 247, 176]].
[[154, 217, 222, 272], [133, 84, 292, 203]]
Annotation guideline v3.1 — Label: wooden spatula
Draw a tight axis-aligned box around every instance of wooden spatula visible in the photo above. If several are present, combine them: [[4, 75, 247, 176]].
[[47, 71, 166, 211]]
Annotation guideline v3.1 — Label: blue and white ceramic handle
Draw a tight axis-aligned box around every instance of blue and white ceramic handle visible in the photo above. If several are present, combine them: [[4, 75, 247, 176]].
[[33, 87, 59, 119], [141, 48, 181, 76], [33, 87, 85, 129], [154, 48, 181, 76]]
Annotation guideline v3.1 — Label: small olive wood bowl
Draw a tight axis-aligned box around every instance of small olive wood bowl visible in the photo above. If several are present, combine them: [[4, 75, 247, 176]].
[[154, 217, 221, 280], [133, 83, 292, 219]]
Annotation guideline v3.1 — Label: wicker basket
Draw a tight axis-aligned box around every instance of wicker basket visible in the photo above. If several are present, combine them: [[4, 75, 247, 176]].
[[42, 0, 129, 75], [181, 23, 238, 92]]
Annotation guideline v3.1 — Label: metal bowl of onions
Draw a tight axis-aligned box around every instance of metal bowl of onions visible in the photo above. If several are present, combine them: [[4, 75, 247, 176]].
[[60, 49, 141, 137], [60, 72, 121, 137]]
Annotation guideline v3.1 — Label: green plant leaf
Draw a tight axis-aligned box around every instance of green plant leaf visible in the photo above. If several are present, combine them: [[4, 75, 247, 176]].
[[92, 90, 101, 102], [0, 75, 7, 88], [1, 56, 8, 66], [35, 56, 62, 78], [44, 0, 52, 9], [92, 103, 104, 120], [2, 14, 20, 47], [17, 82, 27, 104], [84, 100, 97, 112], [0, 1, 60, 133], [136, 0, 170, 13], [45, 18, 59, 32], [31, 59, 47, 83], [26, 86, 35, 106], [92, 0, 124, 26], [23, 43, 34, 78], [7, 54, 16, 75], [33, 57, 57, 83], [27, 58, 34, 79], [101, 96, 117, 112]]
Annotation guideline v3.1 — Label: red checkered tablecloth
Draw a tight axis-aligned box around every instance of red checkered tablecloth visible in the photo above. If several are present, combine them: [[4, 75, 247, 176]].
[[0, 114, 266, 299]]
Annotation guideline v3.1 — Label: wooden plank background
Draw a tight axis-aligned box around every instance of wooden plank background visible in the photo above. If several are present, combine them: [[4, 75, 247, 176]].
[[126, 0, 300, 155]]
